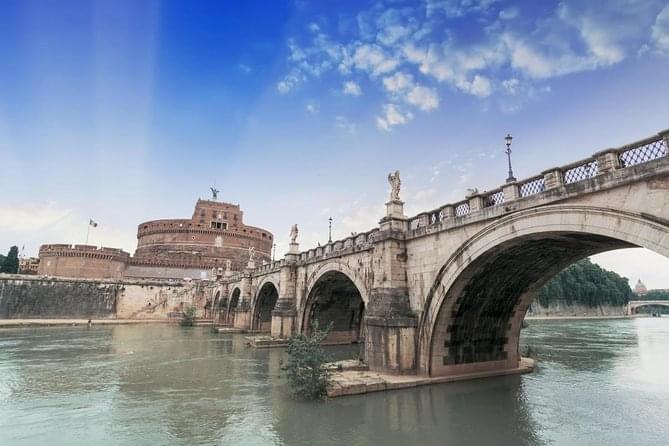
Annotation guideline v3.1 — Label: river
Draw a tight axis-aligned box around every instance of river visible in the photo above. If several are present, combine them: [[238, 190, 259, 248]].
[[1, 318, 668, 445]]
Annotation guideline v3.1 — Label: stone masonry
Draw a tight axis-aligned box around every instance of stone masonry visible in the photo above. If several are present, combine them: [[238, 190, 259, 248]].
[[210, 128, 669, 379]]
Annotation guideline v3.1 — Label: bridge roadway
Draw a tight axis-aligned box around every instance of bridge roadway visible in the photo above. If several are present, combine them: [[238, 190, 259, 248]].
[[207, 128, 669, 380]]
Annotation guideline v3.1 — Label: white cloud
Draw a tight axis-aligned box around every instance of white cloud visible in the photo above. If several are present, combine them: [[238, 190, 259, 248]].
[[278, 0, 669, 120], [468, 75, 492, 97], [0, 203, 74, 232], [383, 72, 439, 111], [238, 63, 252, 74], [351, 44, 400, 76], [426, 0, 499, 19], [335, 116, 357, 134], [376, 104, 413, 131], [651, 4, 669, 53], [502, 78, 519, 94], [499, 7, 519, 21], [343, 80, 362, 96], [0, 203, 136, 256], [277, 71, 304, 93], [305, 101, 319, 114], [383, 72, 414, 93], [406, 85, 439, 111], [308, 22, 320, 33]]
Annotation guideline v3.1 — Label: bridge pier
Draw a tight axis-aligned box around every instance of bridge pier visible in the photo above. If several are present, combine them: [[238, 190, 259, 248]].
[[232, 270, 253, 330], [271, 248, 299, 338], [363, 200, 418, 375], [364, 294, 418, 374]]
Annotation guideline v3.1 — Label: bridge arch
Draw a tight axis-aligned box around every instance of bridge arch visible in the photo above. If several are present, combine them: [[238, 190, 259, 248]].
[[628, 301, 669, 314], [302, 267, 366, 345], [419, 205, 669, 376], [224, 286, 241, 325], [252, 281, 279, 332], [212, 289, 222, 322]]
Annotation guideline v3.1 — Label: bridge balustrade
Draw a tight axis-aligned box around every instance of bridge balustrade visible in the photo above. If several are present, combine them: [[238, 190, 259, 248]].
[[454, 200, 471, 217], [519, 175, 546, 197], [482, 189, 505, 208], [618, 134, 669, 168]]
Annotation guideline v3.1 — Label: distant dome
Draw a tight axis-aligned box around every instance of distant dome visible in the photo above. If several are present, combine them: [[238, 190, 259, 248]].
[[634, 279, 648, 295]]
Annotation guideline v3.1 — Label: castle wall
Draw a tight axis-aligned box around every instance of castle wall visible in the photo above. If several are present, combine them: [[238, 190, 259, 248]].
[[38, 245, 129, 279]]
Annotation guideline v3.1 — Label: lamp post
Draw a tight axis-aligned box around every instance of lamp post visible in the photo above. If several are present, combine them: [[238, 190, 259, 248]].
[[272, 243, 276, 262], [328, 217, 333, 243], [505, 133, 516, 183]]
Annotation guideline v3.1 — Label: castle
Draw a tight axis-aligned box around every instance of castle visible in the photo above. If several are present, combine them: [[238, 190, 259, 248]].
[[37, 196, 273, 280]]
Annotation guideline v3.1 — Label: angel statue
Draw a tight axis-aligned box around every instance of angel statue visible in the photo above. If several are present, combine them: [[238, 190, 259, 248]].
[[225, 259, 232, 272], [210, 187, 220, 201], [248, 246, 255, 261], [388, 170, 401, 201], [289, 224, 299, 243]]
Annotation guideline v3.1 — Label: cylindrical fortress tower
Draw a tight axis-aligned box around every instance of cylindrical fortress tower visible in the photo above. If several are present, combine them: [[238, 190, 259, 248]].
[[132, 199, 273, 272]]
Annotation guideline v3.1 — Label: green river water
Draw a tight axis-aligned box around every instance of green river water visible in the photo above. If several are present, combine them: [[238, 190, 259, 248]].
[[1, 318, 668, 445]]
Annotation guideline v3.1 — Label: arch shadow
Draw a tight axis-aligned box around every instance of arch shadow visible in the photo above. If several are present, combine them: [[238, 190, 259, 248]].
[[302, 270, 365, 345], [252, 282, 279, 332]]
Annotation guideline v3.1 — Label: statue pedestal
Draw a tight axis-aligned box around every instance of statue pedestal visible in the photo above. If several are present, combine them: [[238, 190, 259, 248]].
[[385, 200, 405, 218], [288, 242, 299, 254], [246, 260, 255, 270], [380, 200, 408, 232]]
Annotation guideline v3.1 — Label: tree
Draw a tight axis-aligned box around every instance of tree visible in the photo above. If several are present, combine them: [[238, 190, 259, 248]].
[[0, 246, 19, 274], [282, 321, 333, 400], [644, 290, 669, 300], [537, 258, 633, 308]]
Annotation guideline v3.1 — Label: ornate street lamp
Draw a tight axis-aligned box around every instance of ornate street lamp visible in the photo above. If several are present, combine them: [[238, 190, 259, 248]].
[[505, 133, 516, 183], [272, 243, 276, 262], [328, 217, 333, 243]]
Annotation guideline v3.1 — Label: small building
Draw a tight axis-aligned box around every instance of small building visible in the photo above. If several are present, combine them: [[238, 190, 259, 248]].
[[18, 257, 40, 275]]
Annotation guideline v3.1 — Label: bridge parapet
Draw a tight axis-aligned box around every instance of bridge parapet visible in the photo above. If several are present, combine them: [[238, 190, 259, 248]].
[[407, 129, 669, 237], [297, 228, 378, 264]]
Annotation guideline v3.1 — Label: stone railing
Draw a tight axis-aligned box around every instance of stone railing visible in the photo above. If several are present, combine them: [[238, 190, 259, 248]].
[[407, 128, 669, 232], [297, 229, 378, 264]]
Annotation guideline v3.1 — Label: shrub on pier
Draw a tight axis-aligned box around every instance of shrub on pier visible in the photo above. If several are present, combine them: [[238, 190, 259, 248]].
[[180, 306, 197, 327], [282, 321, 332, 400]]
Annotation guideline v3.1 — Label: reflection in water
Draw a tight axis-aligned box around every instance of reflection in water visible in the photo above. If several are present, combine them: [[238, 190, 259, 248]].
[[0, 319, 668, 445]]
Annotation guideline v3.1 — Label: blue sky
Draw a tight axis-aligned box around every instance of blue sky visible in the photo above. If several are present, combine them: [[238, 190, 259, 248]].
[[1, 0, 669, 287]]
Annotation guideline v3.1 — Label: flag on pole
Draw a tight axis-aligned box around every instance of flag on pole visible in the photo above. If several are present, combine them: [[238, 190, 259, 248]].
[[89, 219, 98, 228]]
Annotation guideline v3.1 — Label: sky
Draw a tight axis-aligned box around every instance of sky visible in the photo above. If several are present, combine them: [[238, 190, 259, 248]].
[[0, 0, 668, 288]]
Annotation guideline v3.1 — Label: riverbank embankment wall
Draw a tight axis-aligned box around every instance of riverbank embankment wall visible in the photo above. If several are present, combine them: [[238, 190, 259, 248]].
[[527, 302, 625, 317], [0, 274, 206, 319]]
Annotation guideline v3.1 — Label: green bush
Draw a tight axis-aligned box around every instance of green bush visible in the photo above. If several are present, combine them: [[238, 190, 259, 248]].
[[180, 306, 197, 327], [282, 321, 332, 400]]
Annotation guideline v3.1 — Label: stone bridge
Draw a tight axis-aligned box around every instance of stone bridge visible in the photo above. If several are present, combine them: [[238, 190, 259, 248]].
[[209, 128, 669, 379], [626, 300, 669, 314]]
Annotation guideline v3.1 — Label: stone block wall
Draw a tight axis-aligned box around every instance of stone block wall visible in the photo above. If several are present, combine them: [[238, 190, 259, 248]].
[[0, 276, 119, 318], [0, 275, 203, 320]]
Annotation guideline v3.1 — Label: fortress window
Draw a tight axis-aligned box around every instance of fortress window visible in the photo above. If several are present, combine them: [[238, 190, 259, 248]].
[[210, 221, 227, 230]]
